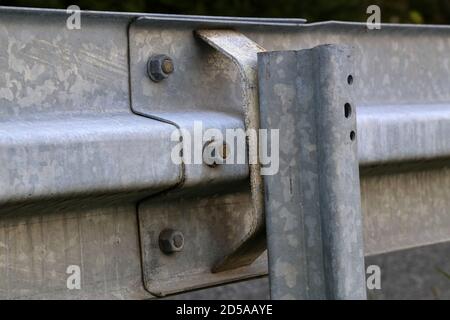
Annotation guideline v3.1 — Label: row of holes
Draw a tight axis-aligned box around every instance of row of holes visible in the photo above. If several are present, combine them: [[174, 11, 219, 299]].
[[346, 75, 356, 141]]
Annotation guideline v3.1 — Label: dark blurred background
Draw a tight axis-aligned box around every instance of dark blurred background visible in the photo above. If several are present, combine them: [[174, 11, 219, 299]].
[[1, 0, 450, 24]]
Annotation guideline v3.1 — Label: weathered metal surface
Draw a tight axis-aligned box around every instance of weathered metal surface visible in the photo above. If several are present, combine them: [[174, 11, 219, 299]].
[[0, 205, 149, 300], [0, 14, 129, 120], [250, 22, 450, 106], [0, 6, 306, 26], [167, 242, 450, 300], [258, 46, 366, 299], [0, 6, 448, 299], [132, 27, 268, 295], [362, 166, 450, 255], [0, 11, 181, 208], [195, 29, 266, 272], [128, 21, 263, 294], [128, 20, 249, 188], [0, 9, 182, 300]]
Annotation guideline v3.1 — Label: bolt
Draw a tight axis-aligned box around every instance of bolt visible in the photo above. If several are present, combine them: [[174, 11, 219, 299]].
[[218, 142, 229, 160], [203, 140, 229, 167], [147, 54, 174, 82], [159, 229, 184, 254], [161, 58, 174, 74]]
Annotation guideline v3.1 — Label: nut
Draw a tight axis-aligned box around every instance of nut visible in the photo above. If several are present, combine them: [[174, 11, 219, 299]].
[[147, 54, 174, 82], [159, 229, 184, 254]]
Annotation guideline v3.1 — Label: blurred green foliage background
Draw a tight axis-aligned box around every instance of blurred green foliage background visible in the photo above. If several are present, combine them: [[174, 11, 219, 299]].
[[1, 0, 449, 24]]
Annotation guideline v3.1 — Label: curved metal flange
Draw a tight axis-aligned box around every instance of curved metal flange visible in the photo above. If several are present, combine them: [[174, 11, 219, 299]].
[[195, 29, 267, 272]]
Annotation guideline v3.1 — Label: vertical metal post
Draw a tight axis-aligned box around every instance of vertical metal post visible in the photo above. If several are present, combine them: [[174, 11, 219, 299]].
[[258, 45, 366, 299]]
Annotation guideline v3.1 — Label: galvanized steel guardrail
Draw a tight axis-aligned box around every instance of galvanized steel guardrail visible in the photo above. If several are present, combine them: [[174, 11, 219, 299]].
[[0, 6, 449, 299]]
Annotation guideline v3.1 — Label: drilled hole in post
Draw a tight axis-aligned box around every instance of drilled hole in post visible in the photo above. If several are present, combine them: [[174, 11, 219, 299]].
[[344, 103, 352, 118], [347, 75, 353, 85], [350, 131, 356, 141]]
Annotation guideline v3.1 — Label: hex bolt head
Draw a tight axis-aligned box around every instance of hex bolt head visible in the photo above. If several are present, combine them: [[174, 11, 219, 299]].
[[159, 229, 184, 254], [161, 58, 174, 74], [147, 54, 174, 82]]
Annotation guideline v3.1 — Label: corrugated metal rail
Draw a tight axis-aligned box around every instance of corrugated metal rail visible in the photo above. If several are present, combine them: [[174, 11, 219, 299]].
[[0, 7, 449, 299]]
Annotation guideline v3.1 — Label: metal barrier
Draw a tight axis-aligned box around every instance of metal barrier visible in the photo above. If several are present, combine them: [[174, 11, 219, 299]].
[[0, 6, 449, 299]]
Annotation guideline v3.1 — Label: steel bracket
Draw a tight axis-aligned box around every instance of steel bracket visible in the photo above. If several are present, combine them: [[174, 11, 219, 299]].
[[128, 20, 268, 296]]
